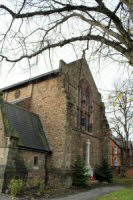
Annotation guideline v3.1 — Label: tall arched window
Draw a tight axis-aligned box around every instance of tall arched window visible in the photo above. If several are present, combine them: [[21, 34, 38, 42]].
[[78, 79, 92, 131]]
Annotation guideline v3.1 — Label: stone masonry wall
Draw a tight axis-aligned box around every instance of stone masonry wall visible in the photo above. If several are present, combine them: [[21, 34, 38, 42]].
[[4, 144, 46, 190], [30, 76, 70, 187], [99, 103, 111, 163], [19, 150, 46, 187], [3, 58, 109, 187], [0, 104, 9, 192], [4, 75, 69, 187], [30, 77, 67, 170], [59, 58, 103, 168], [4, 84, 33, 103]]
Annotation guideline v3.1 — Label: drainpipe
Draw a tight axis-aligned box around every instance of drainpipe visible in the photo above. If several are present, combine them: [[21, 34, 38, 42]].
[[45, 154, 48, 186]]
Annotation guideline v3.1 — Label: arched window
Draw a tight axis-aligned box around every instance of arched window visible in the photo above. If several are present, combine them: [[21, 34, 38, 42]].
[[78, 79, 92, 131]]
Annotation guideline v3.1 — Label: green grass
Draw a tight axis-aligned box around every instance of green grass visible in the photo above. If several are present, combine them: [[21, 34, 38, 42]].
[[95, 188, 133, 200], [113, 177, 133, 186]]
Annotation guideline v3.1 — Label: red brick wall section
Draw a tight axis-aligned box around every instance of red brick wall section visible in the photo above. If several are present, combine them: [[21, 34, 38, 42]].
[[126, 167, 133, 178], [110, 139, 122, 167]]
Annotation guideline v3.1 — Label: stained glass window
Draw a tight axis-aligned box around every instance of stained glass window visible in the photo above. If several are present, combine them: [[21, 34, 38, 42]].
[[78, 79, 92, 131]]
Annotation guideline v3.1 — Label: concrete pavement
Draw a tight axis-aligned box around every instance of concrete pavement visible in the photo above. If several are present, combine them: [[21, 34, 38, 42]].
[[48, 186, 124, 200]]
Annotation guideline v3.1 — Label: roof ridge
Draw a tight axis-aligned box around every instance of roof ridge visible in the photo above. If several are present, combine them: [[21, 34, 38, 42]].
[[1, 69, 59, 91], [4, 101, 39, 117]]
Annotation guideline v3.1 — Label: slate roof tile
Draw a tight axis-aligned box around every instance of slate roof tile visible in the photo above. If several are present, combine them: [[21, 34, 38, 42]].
[[2, 101, 51, 153]]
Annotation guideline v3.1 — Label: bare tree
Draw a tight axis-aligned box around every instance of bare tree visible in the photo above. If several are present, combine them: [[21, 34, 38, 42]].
[[0, 0, 132, 69], [122, 0, 133, 19], [108, 80, 133, 175]]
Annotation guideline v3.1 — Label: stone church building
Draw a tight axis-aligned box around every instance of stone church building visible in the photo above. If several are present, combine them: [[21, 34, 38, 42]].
[[0, 58, 109, 191]]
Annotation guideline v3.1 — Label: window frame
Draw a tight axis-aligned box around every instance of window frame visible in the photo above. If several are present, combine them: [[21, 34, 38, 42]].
[[33, 156, 39, 168], [78, 79, 92, 132]]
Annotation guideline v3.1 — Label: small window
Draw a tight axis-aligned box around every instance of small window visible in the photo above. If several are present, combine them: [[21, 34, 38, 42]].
[[33, 156, 38, 166], [14, 89, 20, 99]]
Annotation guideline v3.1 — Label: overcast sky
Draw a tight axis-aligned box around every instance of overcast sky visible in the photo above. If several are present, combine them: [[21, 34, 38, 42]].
[[0, 0, 132, 101], [0, 44, 132, 101]]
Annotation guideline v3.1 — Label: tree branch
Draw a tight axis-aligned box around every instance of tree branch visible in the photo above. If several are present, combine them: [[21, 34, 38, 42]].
[[0, 33, 127, 63]]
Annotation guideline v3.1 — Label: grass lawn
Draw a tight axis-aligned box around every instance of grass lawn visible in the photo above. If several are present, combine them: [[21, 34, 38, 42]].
[[95, 188, 133, 200], [113, 177, 133, 186]]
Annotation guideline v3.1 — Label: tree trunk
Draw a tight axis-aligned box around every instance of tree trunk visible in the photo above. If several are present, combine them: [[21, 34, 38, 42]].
[[121, 150, 128, 177]]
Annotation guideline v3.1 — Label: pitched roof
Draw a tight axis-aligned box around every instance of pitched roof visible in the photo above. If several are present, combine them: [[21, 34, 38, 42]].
[[2, 101, 52, 153], [114, 138, 122, 147], [112, 137, 133, 150], [1, 69, 59, 91]]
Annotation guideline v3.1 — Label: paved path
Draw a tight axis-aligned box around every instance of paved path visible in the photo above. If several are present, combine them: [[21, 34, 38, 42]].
[[0, 186, 124, 200], [48, 186, 124, 200], [0, 194, 11, 200]]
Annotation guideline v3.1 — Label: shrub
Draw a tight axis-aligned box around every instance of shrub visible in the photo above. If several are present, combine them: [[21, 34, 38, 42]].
[[9, 179, 24, 197], [38, 180, 45, 196], [94, 159, 113, 183], [31, 178, 40, 188], [73, 155, 89, 187]]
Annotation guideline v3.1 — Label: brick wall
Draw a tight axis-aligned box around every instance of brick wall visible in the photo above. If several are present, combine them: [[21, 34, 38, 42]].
[[110, 139, 122, 167], [126, 167, 133, 178]]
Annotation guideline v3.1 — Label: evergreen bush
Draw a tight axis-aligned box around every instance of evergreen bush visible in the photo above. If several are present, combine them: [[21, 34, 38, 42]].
[[94, 159, 113, 183], [73, 155, 89, 187]]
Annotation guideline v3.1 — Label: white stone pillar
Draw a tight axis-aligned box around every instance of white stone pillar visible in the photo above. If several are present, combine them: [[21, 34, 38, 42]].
[[86, 140, 91, 167], [86, 139, 93, 176]]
